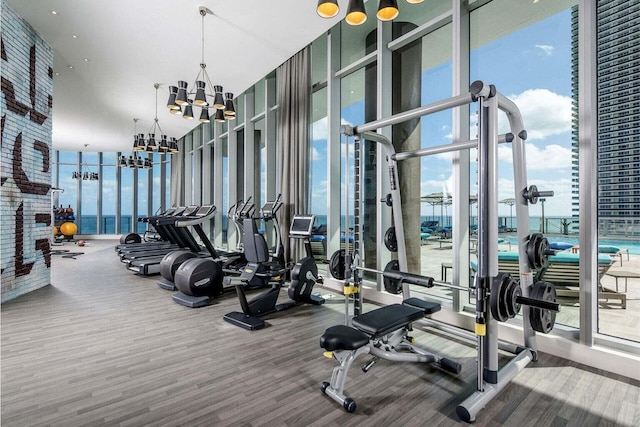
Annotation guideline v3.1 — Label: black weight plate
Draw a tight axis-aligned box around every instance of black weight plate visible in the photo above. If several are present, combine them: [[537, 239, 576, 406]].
[[383, 260, 402, 294], [505, 280, 522, 318], [526, 235, 538, 270], [384, 227, 398, 252], [329, 249, 349, 280], [490, 273, 510, 322], [529, 281, 557, 334], [538, 237, 550, 269]]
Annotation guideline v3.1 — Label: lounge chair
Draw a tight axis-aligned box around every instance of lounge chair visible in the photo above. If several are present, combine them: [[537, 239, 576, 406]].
[[598, 245, 630, 267], [471, 252, 624, 308]]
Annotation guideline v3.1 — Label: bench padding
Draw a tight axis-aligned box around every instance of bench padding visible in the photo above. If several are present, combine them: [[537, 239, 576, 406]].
[[320, 325, 370, 351], [352, 304, 425, 337]]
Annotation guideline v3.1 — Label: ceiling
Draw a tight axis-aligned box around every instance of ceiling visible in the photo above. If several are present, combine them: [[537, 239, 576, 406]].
[[6, 0, 340, 153]]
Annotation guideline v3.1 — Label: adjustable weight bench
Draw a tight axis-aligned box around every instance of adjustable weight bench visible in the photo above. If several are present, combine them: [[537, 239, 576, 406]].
[[319, 298, 462, 413]]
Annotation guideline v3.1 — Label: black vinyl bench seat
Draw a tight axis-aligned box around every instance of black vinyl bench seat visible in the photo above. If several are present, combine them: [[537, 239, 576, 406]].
[[320, 325, 370, 351], [320, 300, 441, 352], [352, 304, 425, 337]]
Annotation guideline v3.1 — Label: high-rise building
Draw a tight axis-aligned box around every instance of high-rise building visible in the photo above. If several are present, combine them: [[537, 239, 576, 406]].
[[572, 0, 640, 235]]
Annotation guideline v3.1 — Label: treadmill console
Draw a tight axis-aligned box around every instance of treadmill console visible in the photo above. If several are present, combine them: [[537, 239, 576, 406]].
[[289, 215, 315, 238], [195, 205, 216, 217]]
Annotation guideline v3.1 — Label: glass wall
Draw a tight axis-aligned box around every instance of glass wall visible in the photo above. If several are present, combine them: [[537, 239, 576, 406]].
[[470, 0, 578, 326], [596, 0, 640, 343], [52, 149, 171, 236], [101, 153, 118, 234], [311, 86, 328, 247], [53, 0, 635, 359], [79, 152, 99, 234]]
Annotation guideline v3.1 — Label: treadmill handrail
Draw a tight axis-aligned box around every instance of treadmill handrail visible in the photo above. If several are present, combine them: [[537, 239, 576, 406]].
[[175, 205, 217, 227]]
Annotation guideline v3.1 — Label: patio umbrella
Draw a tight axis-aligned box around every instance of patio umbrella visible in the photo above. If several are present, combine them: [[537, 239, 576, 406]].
[[499, 198, 516, 231], [421, 192, 452, 228]]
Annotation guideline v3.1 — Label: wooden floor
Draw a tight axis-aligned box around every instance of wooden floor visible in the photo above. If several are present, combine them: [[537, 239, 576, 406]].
[[2, 241, 639, 426]]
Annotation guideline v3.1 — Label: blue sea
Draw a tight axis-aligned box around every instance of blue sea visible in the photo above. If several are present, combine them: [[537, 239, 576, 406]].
[[77, 214, 640, 255]]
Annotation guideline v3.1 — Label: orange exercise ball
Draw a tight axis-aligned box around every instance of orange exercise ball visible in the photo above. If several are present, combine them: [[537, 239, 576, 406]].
[[60, 222, 78, 236], [53, 226, 59, 235]]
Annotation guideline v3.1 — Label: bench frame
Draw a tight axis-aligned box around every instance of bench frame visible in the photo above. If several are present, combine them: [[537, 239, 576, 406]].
[[320, 302, 460, 412]]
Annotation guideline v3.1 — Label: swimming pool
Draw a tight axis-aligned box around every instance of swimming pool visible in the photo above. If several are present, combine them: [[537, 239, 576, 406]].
[[503, 236, 640, 255]]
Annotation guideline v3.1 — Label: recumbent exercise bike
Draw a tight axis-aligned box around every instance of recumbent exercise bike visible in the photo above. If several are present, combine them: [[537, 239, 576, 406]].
[[223, 213, 324, 330]]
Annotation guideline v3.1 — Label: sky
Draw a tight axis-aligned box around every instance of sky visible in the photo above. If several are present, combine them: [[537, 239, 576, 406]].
[[311, 8, 575, 220]]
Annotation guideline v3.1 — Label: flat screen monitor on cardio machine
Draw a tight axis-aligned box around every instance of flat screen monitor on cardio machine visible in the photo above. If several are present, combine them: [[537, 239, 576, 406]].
[[289, 215, 315, 238]]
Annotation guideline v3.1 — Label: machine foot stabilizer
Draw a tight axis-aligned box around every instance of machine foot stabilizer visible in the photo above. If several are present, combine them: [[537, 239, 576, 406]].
[[223, 311, 266, 330]]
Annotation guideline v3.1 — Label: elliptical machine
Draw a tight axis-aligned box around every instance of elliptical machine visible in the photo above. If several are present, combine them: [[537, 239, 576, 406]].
[[170, 198, 280, 308], [156, 200, 253, 292], [223, 213, 324, 330]]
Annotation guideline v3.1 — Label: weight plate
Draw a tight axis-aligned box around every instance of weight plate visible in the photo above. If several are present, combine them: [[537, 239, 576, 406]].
[[329, 249, 350, 280], [384, 227, 398, 253], [490, 273, 511, 322], [505, 280, 522, 318], [383, 260, 402, 294], [538, 237, 550, 269], [529, 281, 557, 334]]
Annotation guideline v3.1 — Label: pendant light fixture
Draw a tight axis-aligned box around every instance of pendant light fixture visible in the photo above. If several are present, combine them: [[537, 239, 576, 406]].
[[316, 0, 340, 18], [73, 146, 99, 180], [346, 0, 367, 25], [376, 0, 399, 21], [119, 119, 161, 169], [168, 6, 235, 123], [318, 0, 417, 26], [137, 83, 174, 152]]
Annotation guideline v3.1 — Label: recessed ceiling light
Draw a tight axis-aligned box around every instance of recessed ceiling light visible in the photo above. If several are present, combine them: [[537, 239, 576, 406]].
[[72, 35, 78, 39], [67, 65, 73, 69], [55, 72, 60, 76], [83, 58, 89, 62], [51, 10, 57, 15]]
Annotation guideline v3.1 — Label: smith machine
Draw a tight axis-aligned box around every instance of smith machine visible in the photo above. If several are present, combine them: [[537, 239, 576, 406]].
[[321, 81, 560, 422]]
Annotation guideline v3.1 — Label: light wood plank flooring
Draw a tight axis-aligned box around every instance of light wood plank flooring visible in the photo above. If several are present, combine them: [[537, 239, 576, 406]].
[[2, 240, 639, 426]]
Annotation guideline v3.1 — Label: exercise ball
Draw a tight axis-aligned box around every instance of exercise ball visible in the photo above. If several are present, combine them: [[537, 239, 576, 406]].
[[77, 240, 85, 247], [53, 226, 59, 235], [60, 222, 77, 236]]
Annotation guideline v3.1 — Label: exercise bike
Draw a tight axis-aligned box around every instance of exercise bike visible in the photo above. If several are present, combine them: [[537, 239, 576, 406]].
[[223, 213, 324, 330]]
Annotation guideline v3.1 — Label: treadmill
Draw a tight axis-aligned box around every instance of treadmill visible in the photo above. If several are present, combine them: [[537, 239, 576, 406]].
[[119, 206, 200, 262], [115, 207, 186, 255], [128, 205, 217, 276]]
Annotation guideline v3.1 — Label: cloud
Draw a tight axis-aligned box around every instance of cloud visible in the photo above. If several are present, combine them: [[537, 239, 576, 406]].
[[312, 117, 353, 141], [535, 44, 554, 56], [311, 147, 322, 161], [498, 142, 572, 170], [503, 88, 572, 140]]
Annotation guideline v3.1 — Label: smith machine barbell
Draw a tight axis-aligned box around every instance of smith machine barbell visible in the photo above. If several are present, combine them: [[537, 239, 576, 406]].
[[326, 81, 560, 422]]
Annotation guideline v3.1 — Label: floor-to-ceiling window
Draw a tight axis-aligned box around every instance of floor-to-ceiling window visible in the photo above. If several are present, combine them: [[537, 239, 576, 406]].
[[596, 0, 640, 343], [112, 0, 635, 366], [101, 153, 118, 234], [470, 0, 578, 326], [79, 152, 99, 234], [56, 152, 77, 212]]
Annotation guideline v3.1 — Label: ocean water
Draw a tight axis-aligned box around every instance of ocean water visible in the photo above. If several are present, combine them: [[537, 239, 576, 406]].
[[78, 214, 639, 255]]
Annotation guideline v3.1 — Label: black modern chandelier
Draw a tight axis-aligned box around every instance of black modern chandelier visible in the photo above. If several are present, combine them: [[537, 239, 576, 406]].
[[72, 163, 99, 180], [167, 6, 236, 123], [73, 144, 99, 180], [135, 84, 178, 154], [317, 0, 423, 26], [119, 118, 159, 169]]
